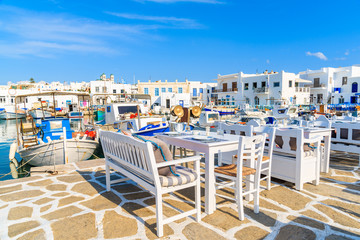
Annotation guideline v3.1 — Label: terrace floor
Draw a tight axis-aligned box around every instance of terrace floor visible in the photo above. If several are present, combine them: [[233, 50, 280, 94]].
[[0, 152, 359, 240]]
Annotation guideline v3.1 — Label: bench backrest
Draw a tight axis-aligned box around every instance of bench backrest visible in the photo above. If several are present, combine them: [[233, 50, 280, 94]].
[[273, 128, 304, 156], [253, 126, 276, 159], [100, 130, 159, 184], [314, 115, 331, 128], [331, 121, 360, 145], [219, 122, 253, 136]]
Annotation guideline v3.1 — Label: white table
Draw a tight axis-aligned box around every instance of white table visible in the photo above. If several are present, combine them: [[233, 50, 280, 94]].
[[157, 132, 240, 215]]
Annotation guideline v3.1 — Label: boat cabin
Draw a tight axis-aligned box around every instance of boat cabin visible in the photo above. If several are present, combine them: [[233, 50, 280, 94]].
[[36, 119, 74, 143]]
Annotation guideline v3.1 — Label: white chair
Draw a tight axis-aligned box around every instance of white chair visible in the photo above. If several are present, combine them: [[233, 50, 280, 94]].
[[100, 131, 202, 237], [214, 135, 266, 220]]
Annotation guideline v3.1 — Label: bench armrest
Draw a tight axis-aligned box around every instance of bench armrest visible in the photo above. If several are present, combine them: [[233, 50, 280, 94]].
[[304, 136, 322, 144], [156, 155, 202, 168]]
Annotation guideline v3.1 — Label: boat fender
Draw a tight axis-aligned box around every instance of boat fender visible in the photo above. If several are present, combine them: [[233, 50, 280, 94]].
[[9, 142, 17, 161], [46, 136, 51, 143], [81, 134, 88, 140], [9, 161, 18, 179]]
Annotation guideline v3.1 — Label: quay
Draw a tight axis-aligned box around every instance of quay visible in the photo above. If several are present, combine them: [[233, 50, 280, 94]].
[[0, 153, 359, 239]]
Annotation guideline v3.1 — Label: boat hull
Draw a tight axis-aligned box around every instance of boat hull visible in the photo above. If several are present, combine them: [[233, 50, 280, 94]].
[[68, 112, 84, 119], [18, 139, 99, 166], [0, 112, 26, 120], [29, 110, 52, 119]]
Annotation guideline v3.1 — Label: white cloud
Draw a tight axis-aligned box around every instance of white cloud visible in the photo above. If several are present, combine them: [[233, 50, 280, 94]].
[[106, 12, 202, 29], [345, 50, 350, 56], [134, 0, 223, 3], [306, 51, 328, 61]]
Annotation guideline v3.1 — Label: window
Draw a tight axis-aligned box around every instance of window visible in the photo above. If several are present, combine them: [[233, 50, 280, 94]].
[[155, 88, 159, 96], [113, 89, 116, 93], [207, 89, 210, 93], [314, 78, 320, 87], [144, 88, 149, 94], [178, 87, 183, 93], [193, 88, 197, 96], [273, 82, 280, 87], [95, 87, 99, 93], [252, 82, 257, 89], [161, 87, 166, 93], [121, 89, 125, 93], [342, 77, 348, 85], [338, 97, 344, 104], [244, 83, 249, 90], [232, 82, 237, 91], [289, 81, 292, 87], [254, 96, 259, 105], [261, 81, 266, 88], [102, 87, 107, 93], [168, 88, 172, 93], [245, 97, 250, 104], [352, 82, 358, 93], [199, 88, 203, 93]]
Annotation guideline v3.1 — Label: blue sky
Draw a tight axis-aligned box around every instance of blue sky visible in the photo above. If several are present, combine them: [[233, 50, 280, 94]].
[[0, 0, 360, 84]]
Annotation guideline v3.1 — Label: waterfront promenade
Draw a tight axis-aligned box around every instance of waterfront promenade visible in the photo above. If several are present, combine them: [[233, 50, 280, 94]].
[[0, 153, 359, 239]]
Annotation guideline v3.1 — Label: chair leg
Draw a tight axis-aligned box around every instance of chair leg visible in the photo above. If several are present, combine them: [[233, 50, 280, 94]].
[[236, 179, 245, 221], [195, 161, 201, 222], [266, 170, 271, 190], [105, 162, 110, 192], [155, 192, 163, 237], [254, 185, 260, 214]]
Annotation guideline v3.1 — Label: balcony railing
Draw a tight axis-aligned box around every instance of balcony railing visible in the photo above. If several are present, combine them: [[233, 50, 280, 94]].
[[295, 87, 310, 92], [304, 83, 326, 88], [213, 88, 238, 93], [253, 87, 269, 94]]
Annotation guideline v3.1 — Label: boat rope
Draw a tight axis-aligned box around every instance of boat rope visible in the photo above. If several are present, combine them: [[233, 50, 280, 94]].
[[133, 134, 179, 177], [0, 141, 57, 179]]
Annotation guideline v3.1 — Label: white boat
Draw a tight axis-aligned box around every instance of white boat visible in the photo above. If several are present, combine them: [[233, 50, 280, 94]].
[[0, 111, 26, 120], [29, 109, 53, 119], [198, 111, 220, 127], [67, 103, 84, 119]]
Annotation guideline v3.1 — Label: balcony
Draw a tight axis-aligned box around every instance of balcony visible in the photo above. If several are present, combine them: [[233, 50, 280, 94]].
[[304, 83, 326, 88], [213, 88, 238, 93], [253, 87, 269, 94], [295, 87, 310, 93]]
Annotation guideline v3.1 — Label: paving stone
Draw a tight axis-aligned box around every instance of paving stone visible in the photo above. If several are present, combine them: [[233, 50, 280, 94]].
[[330, 226, 360, 239], [40, 204, 52, 213], [112, 183, 143, 194], [275, 225, 316, 240], [27, 179, 53, 187], [51, 213, 97, 240], [42, 206, 83, 221], [33, 197, 54, 205], [260, 186, 312, 210], [80, 191, 121, 211], [203, 207, 250, 231], [183, 222, 227, 240], [8, 221, 40, 238], [0, 190, 44, 202], [234, 226, 269, 240], [335, 183, 360, 192], [255, 199, 287, 212], [121, 202, 154, 217], [244, 207, 277, 227], [8, 206, 33, 220], [52, 192, 69, 197], [57, 174, 91, 183], [94, 167, 106, 177], [334, 170, 355, 177], [0, 184, 22, 194], [0, 176, 42, 186], [122, 191, 153, 200], [71, 181, 105, 196], [325, 234, 354, 240], [143, 198, 186, 223], [323, 176, 359, 183], [287, 216, 325, 230], [58, 196, 85, 207], [322, 199, 360, 220], [96, 174, 123, 185], [145, 218, 174, 240], [46, 184, 67, 191], [75, 158, 105, 169], [102, 210, 137, 239], [299, 210, 328, 223], [303, 183, 359, 203], [165, 199, 195, 213], [17, 229, 46, 240], [314, 204, 360, 228]]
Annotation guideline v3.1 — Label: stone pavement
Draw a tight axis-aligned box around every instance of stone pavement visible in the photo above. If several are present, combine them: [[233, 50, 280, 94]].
[[0, 152, 359, 240]]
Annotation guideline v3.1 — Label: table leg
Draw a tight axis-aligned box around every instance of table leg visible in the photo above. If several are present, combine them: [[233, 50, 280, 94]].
[[205, 148, 216, 214], [322, 135, 331, 173]]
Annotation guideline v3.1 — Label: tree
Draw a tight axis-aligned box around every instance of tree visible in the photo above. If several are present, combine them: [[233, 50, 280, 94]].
[[29, 78, 35, 83]]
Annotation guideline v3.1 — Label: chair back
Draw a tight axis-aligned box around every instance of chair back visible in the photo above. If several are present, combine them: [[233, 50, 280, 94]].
[[253, 126, 276, 159], [237, 134, 266, 178], [100, 130, 159, 184], [273, 128, 304, 155], [314, 115, 331, 128], [219, 122, 253, 136]]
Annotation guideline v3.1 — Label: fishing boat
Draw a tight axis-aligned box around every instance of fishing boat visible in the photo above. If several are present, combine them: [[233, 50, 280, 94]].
[[10, 91, 98, 167], [0, 106, 27, 120], [28, 109, 53, 119], [94, 106, 105, 121], [204, 106, 236, 116], [14, 118, 98, 166], [67, 103, 84, 119]]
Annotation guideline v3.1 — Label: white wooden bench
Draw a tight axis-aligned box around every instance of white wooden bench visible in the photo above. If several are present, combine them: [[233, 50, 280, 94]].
[[100, 130, 202, 237], [330, 121, 360, 166]]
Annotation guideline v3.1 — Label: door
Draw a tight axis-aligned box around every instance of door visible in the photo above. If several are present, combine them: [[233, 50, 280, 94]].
[[179, 100, 184, 107], [232, 82, 237, 91], [166, 99, 170, 108], [351, 96, 357, 103], [223, 83, 227, 92]]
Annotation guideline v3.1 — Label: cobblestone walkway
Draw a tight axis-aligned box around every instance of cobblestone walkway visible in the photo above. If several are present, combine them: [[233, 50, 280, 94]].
[[0, 152, 359, 240]]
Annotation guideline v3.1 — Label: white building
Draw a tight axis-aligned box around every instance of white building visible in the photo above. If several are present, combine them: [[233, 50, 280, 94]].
[[214, 70, 311, 107], [300, 65, 360, 104]]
